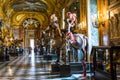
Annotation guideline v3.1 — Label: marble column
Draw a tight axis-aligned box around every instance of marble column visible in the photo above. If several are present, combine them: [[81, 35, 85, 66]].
[[87, 0, 99, 54]]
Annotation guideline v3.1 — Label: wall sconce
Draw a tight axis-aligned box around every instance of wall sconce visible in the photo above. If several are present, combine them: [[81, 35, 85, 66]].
[[98, 13, 105, 27], [110, 12, 114, 18], [98, 11, 109, 27], [77, 21, 86, 30], [91, 11, 108, 28]]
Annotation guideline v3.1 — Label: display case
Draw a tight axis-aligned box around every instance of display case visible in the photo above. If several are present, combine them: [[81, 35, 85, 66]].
[[91, 46, 120, 80]]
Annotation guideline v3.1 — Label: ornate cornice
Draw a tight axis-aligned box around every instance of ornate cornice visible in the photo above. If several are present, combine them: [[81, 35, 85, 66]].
[[109, 0, 120, 10]]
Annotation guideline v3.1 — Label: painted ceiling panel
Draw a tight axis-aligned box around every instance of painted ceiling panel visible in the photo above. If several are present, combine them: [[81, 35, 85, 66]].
[[11, 0, 47, 12], [2, 0, 74, 28]]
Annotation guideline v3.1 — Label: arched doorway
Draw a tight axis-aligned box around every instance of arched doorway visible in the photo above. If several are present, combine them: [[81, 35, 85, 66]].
[[22, 18, 40, 48]]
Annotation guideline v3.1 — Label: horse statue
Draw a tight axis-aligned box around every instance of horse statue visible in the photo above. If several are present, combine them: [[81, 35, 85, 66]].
[[66, 31, 88, 62], [63, 12, 88, 62]]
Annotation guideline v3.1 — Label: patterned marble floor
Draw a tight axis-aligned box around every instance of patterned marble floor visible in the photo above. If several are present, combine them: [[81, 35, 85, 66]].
[[0, 51, 93, 80]]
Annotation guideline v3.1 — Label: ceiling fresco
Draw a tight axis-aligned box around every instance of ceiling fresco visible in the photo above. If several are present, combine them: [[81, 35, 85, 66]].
[[11, 0, 47, 12], [1, 0, 75, 29]]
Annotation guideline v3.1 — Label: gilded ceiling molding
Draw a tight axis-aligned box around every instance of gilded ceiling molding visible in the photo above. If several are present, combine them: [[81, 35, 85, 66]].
[[2, 0, 15, 18], [2, 0, 75, 29], [3, 0, 54, 23], [41, 0, 55, 15], [0, 0, 8, 19], [11, 12, 48, 28], [0, 0, 6, 6]]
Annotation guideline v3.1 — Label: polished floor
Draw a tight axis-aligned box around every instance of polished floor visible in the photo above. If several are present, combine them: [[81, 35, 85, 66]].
[[0, 51, 93, 80]]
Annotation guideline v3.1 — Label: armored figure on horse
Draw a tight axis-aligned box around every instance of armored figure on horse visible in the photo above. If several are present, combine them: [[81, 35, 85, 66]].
[[40, 12, 88, 63], [63, 12, 88, 62]]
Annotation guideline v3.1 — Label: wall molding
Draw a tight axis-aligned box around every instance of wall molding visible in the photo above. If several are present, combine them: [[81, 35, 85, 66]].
[[109, 0, 120, 10]]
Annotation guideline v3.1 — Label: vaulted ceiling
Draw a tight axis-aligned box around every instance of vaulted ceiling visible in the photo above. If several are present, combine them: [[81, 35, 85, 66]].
[[0, 0, 74, 29]]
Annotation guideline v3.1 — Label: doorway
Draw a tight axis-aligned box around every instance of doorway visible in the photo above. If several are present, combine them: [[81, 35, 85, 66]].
[[30, 39, 35, 66], [30, 39, 34, 50]]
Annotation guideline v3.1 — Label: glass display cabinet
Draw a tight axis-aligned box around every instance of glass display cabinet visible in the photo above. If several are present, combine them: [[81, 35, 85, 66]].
[[91, 46, 120, 80]]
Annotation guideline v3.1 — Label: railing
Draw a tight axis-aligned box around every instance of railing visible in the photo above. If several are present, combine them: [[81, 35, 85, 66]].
[[91, 46, 120, 80]]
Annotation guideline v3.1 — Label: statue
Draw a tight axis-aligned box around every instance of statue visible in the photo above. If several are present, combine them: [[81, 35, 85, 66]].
[[66, 31, 88, 61], [44, 14, 62, 62], [65, 12, 88, 62]]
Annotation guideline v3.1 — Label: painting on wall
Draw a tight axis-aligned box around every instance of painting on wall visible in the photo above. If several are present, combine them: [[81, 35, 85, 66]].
[[109, 0, 120, 45]]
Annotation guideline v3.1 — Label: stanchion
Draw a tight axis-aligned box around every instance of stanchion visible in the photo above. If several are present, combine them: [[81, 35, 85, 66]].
[[82, 60, 86, 77], [79, 60, 87, 79]]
